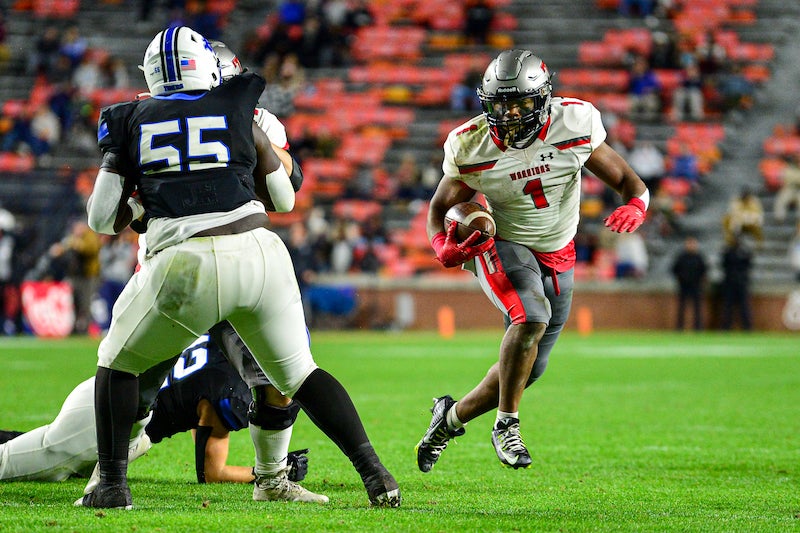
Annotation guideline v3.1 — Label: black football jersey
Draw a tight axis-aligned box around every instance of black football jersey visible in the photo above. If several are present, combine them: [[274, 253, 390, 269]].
[[97, 72, 266, 218], [145, 334, 251, 443]]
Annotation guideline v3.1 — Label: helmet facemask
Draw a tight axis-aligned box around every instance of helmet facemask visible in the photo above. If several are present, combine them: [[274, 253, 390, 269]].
[[478, 50, 553, 149]]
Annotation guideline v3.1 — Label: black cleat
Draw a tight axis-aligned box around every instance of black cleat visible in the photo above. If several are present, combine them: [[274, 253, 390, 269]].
[[491, 417, 532, 469], [74, 483, 133, 510], [415, 395, 465, 473], [361, 464, 401, 508]]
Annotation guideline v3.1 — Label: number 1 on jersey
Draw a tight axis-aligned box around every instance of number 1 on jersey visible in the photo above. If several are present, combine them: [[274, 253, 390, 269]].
[[523, 178, 549, 208]]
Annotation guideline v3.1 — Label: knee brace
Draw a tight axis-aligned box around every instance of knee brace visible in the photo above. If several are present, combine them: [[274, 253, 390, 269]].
[[248, 387, 301, 430]]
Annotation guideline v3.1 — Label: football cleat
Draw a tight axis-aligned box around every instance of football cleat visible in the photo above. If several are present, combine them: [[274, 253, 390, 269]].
[[360, 464, 401, 508], [415, 395, 465, 473], [84, 434, 153, 495], [491, 417, 532, 469], [74, 483, 133, 510], [253, 467, 329, 503]]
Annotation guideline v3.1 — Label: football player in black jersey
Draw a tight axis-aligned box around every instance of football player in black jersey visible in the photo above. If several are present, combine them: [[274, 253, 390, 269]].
[[0, 335, 309, 486], [80, 26, 399, 509]]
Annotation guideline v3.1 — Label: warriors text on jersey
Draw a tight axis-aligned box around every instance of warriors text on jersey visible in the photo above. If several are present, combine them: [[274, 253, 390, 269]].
[[145, 334, 250, 443], [443, 97, 606, 252], [96, 72, 267, 256]]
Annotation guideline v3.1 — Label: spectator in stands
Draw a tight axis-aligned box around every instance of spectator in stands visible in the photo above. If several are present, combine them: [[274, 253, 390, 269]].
[[99, 55, 130, 89], [773, 153, 800, 223], [694, 31, 727, 80], [613, 231, 648, 279], [0, 207, 19, 335], [58, 25, 88, 70], [650, 183, 683, 236], [190, 1, 223, 41], [328, 218, 359, 274], [296, 15, 337, 68], [627, 140, 666, 190], [286, 221, 320, 319], [649, 30, 679, 70], [394, 152, 428, 203], [61, 220, 102, 334], [618, 0, 655, 17], [789, 221, 800, 282], [352, 214, 387, 273], [1, 103, 60, 158], [719, 234, 754, 331], [671, 236, 707, 331], [671, 62, 705, 122], [72, 53, 103, 97], [0, 9, 9, 72], [278, 0, 306, 26], [722, 188, 764, 246], [95, 229, 137, 333], [450, 68, 483, 112], [670, 143, 701, 187], [463, 0, 495, 45], [259, 54, 305, 118], [27, 25, 61, 77], [716, 64, 755, 113], [627, 54, 662, 121], [342, 0, 375, 35]]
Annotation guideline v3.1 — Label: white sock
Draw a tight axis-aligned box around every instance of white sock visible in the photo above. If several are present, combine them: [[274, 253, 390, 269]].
[[496, 411, 519, 426], [446, 401, 465, 429], [250, 424, 291, 476]]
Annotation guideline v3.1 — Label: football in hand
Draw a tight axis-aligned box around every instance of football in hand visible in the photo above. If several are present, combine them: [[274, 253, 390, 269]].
[[444, 202, 496, 244]]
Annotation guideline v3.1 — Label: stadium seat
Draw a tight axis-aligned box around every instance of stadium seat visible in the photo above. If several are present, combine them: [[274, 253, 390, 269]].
[[759, 158, 787, 192]]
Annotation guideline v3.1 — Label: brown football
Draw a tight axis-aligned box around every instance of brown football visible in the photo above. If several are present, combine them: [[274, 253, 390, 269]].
[[444, 202, 496, 244]]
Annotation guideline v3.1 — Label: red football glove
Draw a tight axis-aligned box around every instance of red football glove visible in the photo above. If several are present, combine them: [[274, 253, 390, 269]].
[[431, 221, 495, 268], [604, 197, 646, 233]]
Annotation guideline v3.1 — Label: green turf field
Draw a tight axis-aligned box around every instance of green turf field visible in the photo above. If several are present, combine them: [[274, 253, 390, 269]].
[[0, 330, 798, 532]]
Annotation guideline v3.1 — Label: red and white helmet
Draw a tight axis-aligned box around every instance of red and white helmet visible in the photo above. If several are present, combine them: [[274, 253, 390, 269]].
[[141, 26, 221, 96], [210, 40, 245, 81]]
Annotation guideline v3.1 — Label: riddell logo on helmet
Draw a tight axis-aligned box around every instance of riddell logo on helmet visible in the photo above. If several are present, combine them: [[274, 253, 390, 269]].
[[496, 86, 518, 93]]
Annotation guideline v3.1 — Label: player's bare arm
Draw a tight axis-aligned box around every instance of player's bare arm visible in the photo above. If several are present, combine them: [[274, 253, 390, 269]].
[[586, 142, 649, 233], [193, 399, 254, 483], [427, 178, 477, 241], [584, 142, 647, 202]]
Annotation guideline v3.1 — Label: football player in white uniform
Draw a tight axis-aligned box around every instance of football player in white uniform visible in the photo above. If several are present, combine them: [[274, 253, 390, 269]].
[[79, 27, 399, 510], [416, 50, 649, 471]]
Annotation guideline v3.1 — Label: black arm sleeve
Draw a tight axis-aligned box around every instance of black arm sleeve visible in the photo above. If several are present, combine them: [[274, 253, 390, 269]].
[[289, 155, 304, 192], [195, 426, 213, 483]]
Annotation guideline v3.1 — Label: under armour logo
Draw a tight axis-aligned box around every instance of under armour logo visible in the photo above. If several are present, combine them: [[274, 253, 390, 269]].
[[540, 152, 554, 161]]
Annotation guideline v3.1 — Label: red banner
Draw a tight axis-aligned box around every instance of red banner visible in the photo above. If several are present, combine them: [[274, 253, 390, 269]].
[[21, 281, 75, 338]]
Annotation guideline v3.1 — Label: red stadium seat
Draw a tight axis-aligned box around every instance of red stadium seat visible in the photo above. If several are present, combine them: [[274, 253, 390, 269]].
[[759, 158, 788, 192]]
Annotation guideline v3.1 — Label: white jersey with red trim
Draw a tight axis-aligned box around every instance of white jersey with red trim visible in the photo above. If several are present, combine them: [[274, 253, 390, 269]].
[[442, 96, 606, 252], [254, 107, 289, 150]]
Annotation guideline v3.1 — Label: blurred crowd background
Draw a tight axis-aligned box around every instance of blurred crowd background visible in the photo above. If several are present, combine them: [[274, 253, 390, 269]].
[[0, 0, 798, 335]]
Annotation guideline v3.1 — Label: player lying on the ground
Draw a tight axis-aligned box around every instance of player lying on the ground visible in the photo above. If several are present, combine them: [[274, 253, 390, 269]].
[[0, 334, 309, 485]]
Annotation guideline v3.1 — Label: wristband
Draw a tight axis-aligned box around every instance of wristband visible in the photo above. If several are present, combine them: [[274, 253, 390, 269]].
[[431, 231, 446, 256], [628, 196, 646, 213], [634, 188, 649, 210]]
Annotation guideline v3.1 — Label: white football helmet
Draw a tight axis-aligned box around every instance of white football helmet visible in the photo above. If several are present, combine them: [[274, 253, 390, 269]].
[[477, 49, 553, 149], [141, 26, 221, 96], [210, 40, 245, 81]]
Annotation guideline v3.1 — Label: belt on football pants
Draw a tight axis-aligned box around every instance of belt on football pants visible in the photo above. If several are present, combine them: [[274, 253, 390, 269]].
[[190, 212, 270, 238]]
